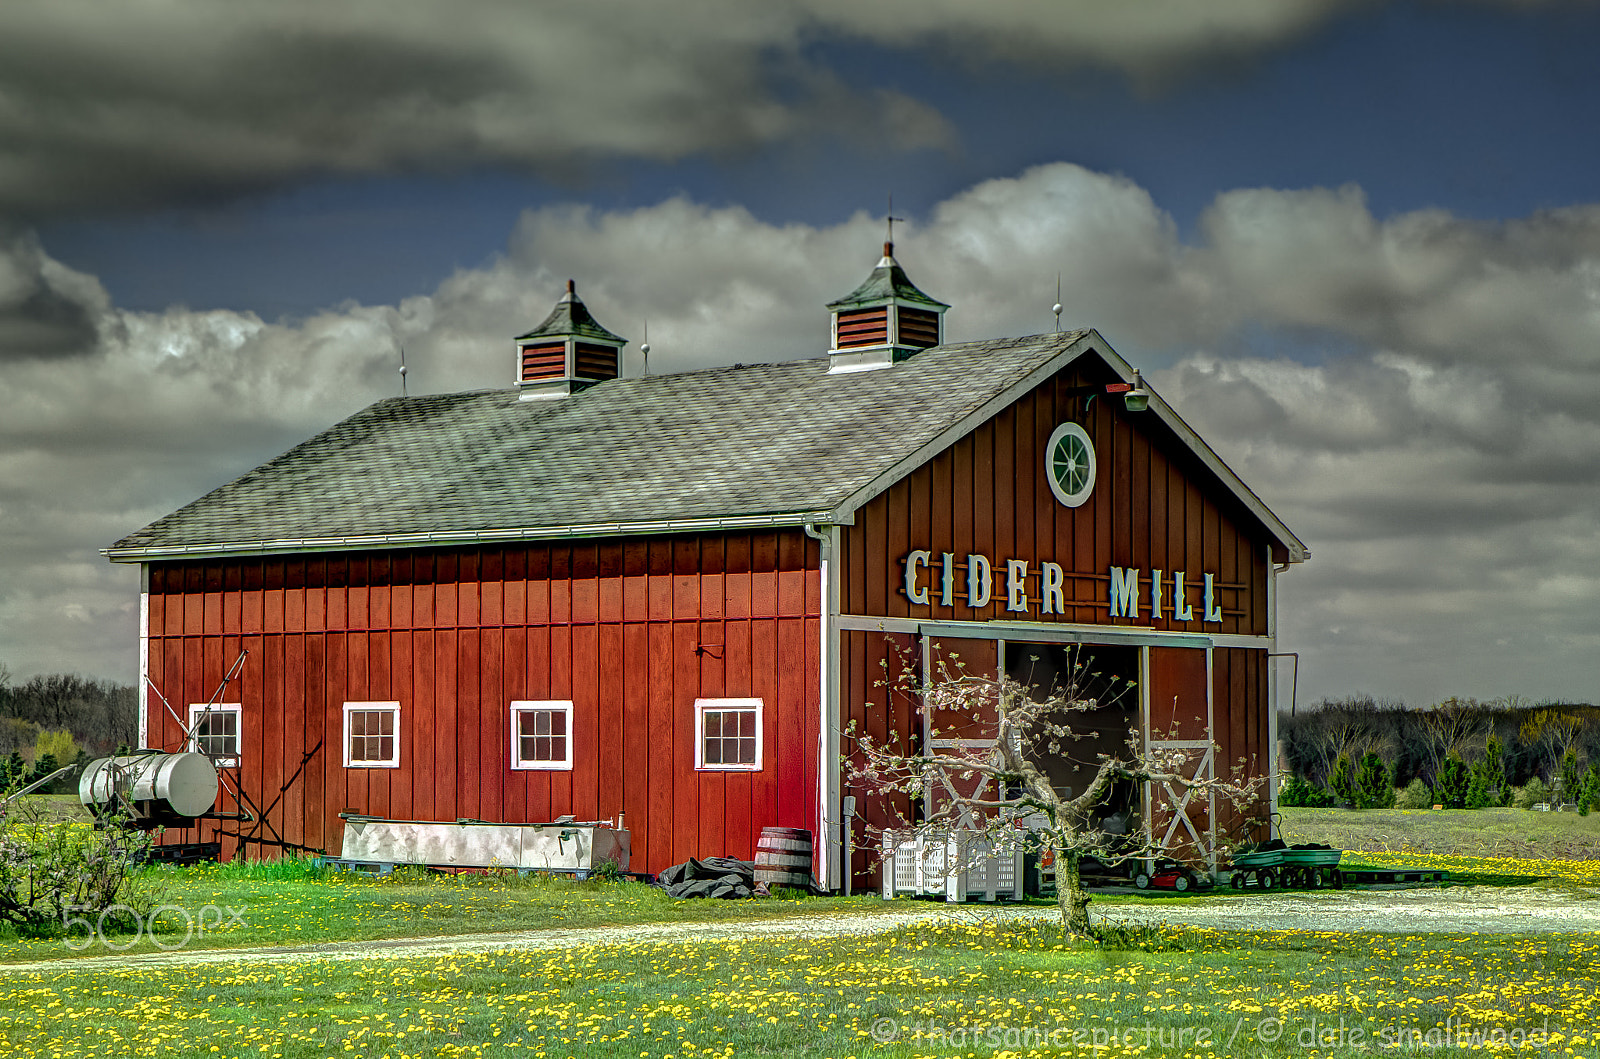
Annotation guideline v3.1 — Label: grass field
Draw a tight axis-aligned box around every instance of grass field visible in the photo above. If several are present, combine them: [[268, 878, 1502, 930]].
[[2, 803, 1598, 1056], [0, 918, 1593, 1058], [1281, 805, 1600, 859]]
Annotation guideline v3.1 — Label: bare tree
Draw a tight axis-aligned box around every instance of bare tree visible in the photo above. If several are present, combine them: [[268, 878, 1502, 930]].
[[845, 650, 1261, 937], [1519, 709, 1583, 785], [1416, 700, 1487, 784]]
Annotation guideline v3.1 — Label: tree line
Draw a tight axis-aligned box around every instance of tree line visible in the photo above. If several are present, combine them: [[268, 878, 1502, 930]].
[[0, 663, 138, 791], [1279, 695, 1600, 812]]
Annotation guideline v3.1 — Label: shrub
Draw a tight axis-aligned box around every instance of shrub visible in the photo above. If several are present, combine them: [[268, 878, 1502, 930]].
[[1327, 756, 1356, 806], [0, 803, 158, 936], [1435, 755, 1470, 809], [1394, 778, 1433, 810], [1279, 774, 1335, 808], [1512, 777, 1549, 810], [1354, 751, 1394, 809]]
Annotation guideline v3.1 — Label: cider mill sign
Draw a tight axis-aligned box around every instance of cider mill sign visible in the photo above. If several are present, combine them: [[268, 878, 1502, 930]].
[[898, 412, 1225, 626]]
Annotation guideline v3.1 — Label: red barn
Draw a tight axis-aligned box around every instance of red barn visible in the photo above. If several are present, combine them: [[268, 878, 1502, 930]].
[[106, 245, 1306, 889]]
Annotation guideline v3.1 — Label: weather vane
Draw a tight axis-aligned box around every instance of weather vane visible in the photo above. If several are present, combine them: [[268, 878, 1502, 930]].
[[886, 193, 904, 250]]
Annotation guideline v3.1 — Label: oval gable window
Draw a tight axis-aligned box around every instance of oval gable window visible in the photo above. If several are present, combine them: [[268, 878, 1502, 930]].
[[1045, 422, 1096, 507]]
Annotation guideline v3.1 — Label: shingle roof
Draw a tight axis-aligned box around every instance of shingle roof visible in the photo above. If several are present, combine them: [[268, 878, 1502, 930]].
[[106, 333, 1092, 558]]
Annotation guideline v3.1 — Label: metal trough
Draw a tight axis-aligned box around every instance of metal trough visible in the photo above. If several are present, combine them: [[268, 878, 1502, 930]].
[[335, 814, 631, 876]]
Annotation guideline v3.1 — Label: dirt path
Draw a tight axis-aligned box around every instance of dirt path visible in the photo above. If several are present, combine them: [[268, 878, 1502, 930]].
[[3, 885, 1596, 975]]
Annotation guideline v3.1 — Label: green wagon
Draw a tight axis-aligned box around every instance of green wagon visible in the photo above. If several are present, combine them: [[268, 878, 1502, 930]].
[[1227, 843, 1343, 890]]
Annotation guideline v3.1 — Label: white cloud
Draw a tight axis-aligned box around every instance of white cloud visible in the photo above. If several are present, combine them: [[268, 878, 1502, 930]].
[[4, 162, 1600, 710]]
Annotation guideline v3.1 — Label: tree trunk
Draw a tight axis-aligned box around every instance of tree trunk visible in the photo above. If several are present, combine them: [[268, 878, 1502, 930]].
[[1055, 846, 1094, 937]]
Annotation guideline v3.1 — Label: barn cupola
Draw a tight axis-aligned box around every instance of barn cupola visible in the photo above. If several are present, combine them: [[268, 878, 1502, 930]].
[[515, 280, 628, 399], [826, 242, 949, 373]]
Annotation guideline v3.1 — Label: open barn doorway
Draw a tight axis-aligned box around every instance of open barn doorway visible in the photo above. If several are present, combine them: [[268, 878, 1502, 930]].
[[1004, 641, 1141, 837]]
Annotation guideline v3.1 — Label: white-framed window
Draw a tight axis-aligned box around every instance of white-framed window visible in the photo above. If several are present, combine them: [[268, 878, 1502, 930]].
[[188, 703, 241, 767], [1045, 421, 1096, 508], [343, 702, 400, 768], [695, 698, 763, 771], [511, 701, 574, 771]]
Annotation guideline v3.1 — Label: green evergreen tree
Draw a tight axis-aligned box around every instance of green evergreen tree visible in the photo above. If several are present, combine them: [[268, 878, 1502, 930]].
[[1328, 755, 1356, 805], [1467, 736, 1509, 809], [29, 752, 59, 788], [1580, 764, 1600, 816], [1355, 751, 1395, 809], [1560, 749, 1582, 806], [1435, 754, 1470, 809]]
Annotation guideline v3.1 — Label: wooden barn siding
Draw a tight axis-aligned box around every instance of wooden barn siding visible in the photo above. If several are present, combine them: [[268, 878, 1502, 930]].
[[1213, 646, 1272, 845], [842, 363, 1270, 635], [143, 531, 821, 874]]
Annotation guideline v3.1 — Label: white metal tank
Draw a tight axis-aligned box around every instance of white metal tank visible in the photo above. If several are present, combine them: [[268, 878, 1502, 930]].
[[79, 752, 219, 827]]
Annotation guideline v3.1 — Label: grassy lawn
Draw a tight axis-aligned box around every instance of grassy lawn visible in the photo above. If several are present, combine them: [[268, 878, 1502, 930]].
[[0, 918, 1594, 1058], [0, 858, 909, 965]]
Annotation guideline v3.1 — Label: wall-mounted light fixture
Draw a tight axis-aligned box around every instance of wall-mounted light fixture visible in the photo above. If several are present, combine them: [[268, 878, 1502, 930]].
[[1068, 369, 1151, 417]]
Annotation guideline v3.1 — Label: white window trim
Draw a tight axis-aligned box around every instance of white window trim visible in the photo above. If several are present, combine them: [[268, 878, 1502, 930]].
[[187, 703, 241, 767], [510, 700, 574, 771], [1045, 421, 1097, 508], [694, 697, 764, 772], [343, 701, 401, 769]]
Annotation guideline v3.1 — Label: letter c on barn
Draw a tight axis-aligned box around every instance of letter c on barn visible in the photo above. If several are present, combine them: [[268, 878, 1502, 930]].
[[903, 550, 931, 605]]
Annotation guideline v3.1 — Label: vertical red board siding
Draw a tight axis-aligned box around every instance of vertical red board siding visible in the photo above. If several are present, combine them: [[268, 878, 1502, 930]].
[[145, 529, 821, 873], [1213, 646, 1271, 844], [1147, 647, 1209, 740], [841, 361, 1272, 636]]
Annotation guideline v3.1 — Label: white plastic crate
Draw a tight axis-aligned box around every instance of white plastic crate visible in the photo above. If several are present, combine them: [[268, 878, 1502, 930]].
[[880, 827, 1024, 902]]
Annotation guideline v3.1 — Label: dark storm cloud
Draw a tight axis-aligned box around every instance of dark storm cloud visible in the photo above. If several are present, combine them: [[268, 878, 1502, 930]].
[[0, 228, 103, 358], [0, 0, 1389, 216]]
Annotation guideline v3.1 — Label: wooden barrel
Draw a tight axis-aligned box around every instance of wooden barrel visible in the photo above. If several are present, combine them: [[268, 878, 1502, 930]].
[[754, 826, 814, 889]]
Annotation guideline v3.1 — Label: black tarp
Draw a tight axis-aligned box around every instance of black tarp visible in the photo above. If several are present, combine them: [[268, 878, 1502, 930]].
[[654, 856, 770, 899]]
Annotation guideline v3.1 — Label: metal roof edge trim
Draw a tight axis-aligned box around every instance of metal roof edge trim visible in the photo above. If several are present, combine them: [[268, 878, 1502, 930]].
[[101, 511, 845, 563]]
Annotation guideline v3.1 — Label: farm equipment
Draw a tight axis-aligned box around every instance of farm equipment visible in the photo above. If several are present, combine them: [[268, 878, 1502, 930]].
[[1227, 840, 1343, 890]]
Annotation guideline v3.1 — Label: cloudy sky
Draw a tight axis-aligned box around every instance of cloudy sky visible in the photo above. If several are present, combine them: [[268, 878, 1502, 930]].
[[2, 0, 1598, 709]]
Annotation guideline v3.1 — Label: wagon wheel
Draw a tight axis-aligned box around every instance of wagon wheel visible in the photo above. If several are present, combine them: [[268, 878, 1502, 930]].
[[1258, 869, 1276, 891], [1308, 868, 1324, 889], [1330, 868, 1343, 890], [1230, 871, 1245, 890]]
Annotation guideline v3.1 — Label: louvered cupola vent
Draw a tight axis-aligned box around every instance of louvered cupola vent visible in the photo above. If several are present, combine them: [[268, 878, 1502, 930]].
[[826, 242, 949, 373], [515, 280, 628, 399]]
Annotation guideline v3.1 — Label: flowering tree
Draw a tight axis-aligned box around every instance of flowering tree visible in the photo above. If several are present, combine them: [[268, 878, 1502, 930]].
[[845, 649, 1262, 937], [0, 799, 156, 935]]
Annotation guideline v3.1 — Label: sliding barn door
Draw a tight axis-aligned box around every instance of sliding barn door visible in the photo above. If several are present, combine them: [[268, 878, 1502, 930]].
[[1144, 646, 1215, 871]]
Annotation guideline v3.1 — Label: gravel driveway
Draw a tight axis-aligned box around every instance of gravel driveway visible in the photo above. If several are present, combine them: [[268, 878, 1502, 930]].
[[1093, 884, 1600, 935], [2, 884, 1594, 975]]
